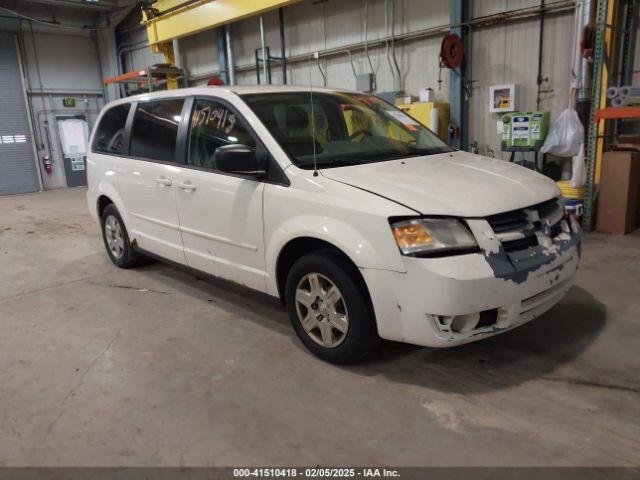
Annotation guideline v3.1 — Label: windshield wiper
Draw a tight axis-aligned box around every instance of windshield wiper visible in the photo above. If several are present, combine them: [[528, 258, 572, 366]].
[[387, 148, 446, 160], [315, 158, 369, 168], [301, 149, 446, 169], [310, 155, 386, 168]]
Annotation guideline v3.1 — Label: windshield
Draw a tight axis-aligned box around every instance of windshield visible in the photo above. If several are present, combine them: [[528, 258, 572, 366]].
[[241, 91, 453, 169]]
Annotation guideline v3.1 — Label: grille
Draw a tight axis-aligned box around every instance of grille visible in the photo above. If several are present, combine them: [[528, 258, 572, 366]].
[[502, 235, 538, 253], [487, 198, 565, 253], [486, 209, 528, 233], [534, 198, 560, 218]]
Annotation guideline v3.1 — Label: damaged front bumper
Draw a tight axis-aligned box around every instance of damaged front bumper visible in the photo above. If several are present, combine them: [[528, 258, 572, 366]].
[[362, 221, 581, 348]]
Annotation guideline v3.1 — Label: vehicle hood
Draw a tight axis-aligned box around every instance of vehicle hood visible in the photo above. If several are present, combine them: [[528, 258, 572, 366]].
[[320, 151, 560, 217]]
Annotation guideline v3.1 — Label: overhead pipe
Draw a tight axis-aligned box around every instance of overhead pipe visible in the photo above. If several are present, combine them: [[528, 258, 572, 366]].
[[578, 0, 594, 101], [569, 0, 594, 130], [536, 0, 546, 110], [29, 20, 48, 149], [117, 41, 150, 97], [91, 28, 108, 101], [343, 50, 358, 81], [384, 0, 404, 93], [363, 0, 375, 83], [116, 40, 150, 80], [316, 53, 327, 86], [16, 21, 42, 150], [117, 40, 149, 73], [172, 38, 182, 68], [15, 23, 44, 191], [259, 16, 269, 84], [390, 0, 402, 92], [570, 0, 583, 94], [225, 24, 236, 85], [27, 89, 103, 95], [279, 7, 287, 84], [385, 0, 398, 93]]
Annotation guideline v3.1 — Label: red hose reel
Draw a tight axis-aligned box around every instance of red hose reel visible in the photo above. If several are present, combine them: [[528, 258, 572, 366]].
[[439, 33, 464, 69]]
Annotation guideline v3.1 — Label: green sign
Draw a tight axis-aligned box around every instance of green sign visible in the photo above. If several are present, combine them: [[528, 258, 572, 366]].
[[70, 157, 85, 171], [62, 98, 75, 108]]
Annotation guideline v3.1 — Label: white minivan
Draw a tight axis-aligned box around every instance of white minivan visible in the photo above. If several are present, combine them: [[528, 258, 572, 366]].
[[87, 86, 581, 363]]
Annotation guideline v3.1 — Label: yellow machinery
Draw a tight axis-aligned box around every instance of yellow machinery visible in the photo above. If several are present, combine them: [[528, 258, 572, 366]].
[[142, 0, 302, 89], [396, 102, 450, 140]]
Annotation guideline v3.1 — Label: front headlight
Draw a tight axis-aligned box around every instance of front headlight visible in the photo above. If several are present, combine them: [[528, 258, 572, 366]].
[[390, 218, 478, 256]]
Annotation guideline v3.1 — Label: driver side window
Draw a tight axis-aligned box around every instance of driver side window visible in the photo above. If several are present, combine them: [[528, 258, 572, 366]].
[[187, 99, 256, 170]]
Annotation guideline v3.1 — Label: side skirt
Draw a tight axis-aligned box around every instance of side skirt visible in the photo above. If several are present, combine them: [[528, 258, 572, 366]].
[[132, 244, 281, 308]]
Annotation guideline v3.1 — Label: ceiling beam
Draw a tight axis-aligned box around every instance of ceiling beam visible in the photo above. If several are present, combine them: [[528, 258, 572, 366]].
[[20, 0, 128, 11], [143, 0, 302, 48]]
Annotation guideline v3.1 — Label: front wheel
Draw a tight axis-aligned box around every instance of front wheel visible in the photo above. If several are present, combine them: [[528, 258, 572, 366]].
[[285, 251, 380, 364]]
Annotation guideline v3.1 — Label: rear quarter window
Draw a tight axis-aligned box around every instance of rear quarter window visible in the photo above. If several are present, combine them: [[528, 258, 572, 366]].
[[92, 103, 131, 155], [129, 99, 184, 163]]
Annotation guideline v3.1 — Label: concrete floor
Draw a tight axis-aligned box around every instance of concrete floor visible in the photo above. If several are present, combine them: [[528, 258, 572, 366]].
[[0, 187, 639, 467]]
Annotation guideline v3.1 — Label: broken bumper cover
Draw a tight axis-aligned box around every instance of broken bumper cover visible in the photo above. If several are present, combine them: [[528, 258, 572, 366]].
[[362, 231, 581, 348]]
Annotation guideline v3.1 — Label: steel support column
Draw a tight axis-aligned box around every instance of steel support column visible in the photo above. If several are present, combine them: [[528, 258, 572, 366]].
[[620, 0, 638, 86], [158, 42, 179, 89], [449, 0, 470, 151], [583, 0, 609, 232]]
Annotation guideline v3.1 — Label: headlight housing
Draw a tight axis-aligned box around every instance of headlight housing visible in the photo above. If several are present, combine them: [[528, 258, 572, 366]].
[[390, 218, 478, 256]]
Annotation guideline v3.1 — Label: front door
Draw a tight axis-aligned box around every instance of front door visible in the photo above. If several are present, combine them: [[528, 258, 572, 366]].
[[116, 98, 187, 264], [173, 97, 266, 292]]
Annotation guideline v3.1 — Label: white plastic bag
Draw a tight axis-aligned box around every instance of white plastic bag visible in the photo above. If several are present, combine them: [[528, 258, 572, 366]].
[[540, 108, 585, 157], [571, 143, 586, 188]]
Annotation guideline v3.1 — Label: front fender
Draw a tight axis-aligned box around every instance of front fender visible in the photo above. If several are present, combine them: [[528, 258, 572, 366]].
[[265, 214, 406, 297]]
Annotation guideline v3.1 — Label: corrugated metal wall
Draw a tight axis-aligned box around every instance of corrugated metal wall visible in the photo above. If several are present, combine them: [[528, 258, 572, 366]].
[[0, 32, 39, 195], [470, 1, 576, 159], [182, 0, 451, 98], [123, 0, 577, 157]]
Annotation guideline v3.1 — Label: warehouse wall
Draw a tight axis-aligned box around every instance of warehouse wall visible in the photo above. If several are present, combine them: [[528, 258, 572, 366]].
[[223, 0, 450, 98], [119, 0, 577, 160], [469, 0, 576, 160], [21, 30, 105, 190], [119, 0, 452, 99], [1, 13, 106, 190]]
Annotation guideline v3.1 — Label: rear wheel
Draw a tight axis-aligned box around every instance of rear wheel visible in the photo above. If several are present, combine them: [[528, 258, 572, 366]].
[[285, 251, 379, 364], [100, 204, 139, 268]]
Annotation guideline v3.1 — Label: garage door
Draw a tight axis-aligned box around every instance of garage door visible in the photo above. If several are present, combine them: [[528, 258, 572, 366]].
[[0, 32, 39, 195]]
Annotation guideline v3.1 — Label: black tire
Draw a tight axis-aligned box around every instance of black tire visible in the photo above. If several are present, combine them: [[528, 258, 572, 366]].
[[285, 250, 380, 364], [100, 204, 139, 268]]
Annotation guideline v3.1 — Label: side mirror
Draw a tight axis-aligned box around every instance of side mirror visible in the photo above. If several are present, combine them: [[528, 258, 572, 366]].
[[214, 144, 265, 177]]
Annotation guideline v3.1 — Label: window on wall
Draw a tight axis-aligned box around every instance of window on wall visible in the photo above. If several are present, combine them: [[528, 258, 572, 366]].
[[187, 99, 256, 170], [92, 103, 131, 155], [130, 99, 184, 163]]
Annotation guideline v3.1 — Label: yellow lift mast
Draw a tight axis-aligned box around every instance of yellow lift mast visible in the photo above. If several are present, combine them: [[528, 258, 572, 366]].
[[142, 0, 302, 89]]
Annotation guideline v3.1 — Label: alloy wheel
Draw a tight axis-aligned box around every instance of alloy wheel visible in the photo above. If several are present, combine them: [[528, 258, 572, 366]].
[[104, 215, 124, 259], [295, 272, 349, 348]]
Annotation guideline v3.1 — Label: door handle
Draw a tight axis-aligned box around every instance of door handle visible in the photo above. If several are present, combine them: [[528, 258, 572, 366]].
[[177, 181, 196, 192], [156, 176, 172, 187]]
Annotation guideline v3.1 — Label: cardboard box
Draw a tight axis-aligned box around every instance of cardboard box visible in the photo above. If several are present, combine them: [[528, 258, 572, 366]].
[[596, 151, 640, 234]]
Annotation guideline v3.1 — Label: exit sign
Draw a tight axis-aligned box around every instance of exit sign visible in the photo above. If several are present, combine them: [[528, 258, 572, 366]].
[[62, 98, 75, 108]]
